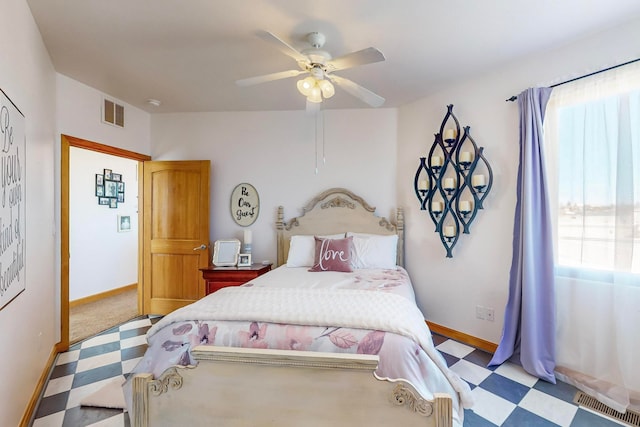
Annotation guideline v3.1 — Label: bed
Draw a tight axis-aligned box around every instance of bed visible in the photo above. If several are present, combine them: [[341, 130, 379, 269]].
[[127, 188, 472, 427]]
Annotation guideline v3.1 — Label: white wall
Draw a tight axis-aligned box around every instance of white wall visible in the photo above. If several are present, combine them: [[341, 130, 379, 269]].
[[0, 0, 57, 425], [151, 109, 398, 264], [55, 72, 151, 337], [397, 17, 640, 343], [57, 74, 151, 154], [69, 148, 138, 300]]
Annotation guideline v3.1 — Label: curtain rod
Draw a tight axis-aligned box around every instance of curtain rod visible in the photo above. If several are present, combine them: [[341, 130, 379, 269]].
[[505, 57, 640, 102]]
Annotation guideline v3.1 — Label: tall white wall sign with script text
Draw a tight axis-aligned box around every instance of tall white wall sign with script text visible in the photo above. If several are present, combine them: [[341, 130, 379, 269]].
[[0, 89, 26, 310]]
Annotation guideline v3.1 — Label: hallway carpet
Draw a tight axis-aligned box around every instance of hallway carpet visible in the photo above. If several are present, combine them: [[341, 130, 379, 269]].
[[70, 289, 138, 343]]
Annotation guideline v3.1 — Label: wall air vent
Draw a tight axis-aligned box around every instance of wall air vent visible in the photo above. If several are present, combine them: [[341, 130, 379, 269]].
[[102, 98, 125, 128], [574, 391, 640, 426]]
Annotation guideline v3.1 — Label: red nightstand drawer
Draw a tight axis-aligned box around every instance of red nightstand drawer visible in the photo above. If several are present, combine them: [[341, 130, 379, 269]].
[[200, 263, 271, 295]]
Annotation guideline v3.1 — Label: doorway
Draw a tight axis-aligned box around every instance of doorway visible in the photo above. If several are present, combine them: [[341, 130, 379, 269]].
[[60, 135, 151, 351]]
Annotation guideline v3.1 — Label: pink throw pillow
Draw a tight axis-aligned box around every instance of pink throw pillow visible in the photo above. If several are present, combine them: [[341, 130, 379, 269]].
[[308, 236, 353, 272]]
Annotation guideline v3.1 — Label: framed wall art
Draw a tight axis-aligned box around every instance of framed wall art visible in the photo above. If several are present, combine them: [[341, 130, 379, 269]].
[[96, 168, 125, 208], [230, 183, 259, 226], [118, 215, 131, 232], [0, 88, 26, 310], [104, 180, 118, 198]]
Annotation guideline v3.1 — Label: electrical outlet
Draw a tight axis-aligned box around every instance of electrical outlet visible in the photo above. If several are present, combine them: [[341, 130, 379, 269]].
[[486, 308, 495, 321], [476, 305, 486, 320]]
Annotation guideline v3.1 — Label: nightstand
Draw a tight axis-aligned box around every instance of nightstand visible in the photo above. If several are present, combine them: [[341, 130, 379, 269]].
[[200, 263, 272, 295]]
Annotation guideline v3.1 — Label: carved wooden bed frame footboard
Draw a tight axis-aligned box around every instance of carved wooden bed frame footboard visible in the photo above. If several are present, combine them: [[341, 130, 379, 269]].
[[131, 346, 453, 427], [130, 188, 454, 427]]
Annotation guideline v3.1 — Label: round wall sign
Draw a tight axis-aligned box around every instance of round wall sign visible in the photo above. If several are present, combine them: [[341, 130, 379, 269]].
[[230, 183, 260, 226]]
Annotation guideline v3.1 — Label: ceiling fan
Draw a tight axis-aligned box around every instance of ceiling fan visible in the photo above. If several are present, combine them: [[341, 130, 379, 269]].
[[236, 31, 386, 112]]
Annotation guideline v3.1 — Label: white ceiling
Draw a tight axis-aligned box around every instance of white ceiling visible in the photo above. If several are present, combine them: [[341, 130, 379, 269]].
[[26, 0, 640, 114]]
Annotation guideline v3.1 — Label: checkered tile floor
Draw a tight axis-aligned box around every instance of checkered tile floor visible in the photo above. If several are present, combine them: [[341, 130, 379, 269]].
[[30, 316, 623, 426], [30, 316, 160, 427]]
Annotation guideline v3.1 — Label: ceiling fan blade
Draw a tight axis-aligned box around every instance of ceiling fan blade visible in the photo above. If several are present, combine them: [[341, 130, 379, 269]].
[[325, 47, 385, 72], [328, 75, 385, 107], [236, 69, 306, 87], [257, 31, 309, 64]]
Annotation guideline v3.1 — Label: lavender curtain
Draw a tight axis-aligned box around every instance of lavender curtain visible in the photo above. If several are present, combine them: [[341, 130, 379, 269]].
[[489, 87, 556, 383]]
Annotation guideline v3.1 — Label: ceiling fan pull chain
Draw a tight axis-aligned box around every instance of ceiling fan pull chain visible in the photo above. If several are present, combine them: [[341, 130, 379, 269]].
[[313, 108, 326, 174], [315, 112, 319, 175], [322, 110, 326, 166]]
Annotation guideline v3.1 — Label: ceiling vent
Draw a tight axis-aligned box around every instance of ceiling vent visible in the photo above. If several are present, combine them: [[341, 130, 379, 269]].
[[102, 98, 124, 128]]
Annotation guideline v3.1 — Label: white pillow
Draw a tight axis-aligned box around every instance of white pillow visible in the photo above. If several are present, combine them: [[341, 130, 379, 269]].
[[346, 232, 398, 269], [286, 234, 345, 267]]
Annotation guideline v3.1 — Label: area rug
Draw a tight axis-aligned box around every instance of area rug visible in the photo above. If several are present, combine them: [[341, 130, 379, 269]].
[[80, 375, 127, 410]]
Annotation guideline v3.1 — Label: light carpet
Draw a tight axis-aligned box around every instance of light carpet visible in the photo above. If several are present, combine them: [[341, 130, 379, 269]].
[[70, 288, 138, 343]]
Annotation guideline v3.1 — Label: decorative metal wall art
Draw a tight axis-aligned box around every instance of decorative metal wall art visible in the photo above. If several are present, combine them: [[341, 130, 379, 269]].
[[414, 105, 493, 257]]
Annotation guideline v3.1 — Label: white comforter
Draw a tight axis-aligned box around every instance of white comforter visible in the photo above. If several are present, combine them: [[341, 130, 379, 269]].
[[150, 287, 426, 341], [127, 267, 472, 426], [148, 285, 473, 409]]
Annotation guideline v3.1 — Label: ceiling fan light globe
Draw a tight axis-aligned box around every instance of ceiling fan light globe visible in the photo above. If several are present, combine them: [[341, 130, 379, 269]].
[[296, 80, 310, 96], [318, 80, 335, 98], [307, 86, 322, 103], [304, 76, 317, 87], [296, 76, 316, 96]]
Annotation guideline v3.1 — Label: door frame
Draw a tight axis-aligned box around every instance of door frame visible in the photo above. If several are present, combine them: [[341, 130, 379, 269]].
[[60, 134, 151, 351]]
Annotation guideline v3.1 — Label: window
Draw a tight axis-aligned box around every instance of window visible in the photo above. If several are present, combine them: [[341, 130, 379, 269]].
[[545, 63, 640, 275], [546, 63, 640, 414]]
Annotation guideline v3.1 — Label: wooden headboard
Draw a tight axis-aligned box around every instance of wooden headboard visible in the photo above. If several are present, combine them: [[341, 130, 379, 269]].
[[276, 188, 404, 267]]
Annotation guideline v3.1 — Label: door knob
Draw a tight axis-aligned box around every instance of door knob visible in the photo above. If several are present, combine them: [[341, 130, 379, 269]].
[[193, 244, 207, 251]]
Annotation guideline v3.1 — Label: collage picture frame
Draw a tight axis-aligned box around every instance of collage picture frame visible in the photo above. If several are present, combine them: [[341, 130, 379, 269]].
[[95, 168, 125, 208]]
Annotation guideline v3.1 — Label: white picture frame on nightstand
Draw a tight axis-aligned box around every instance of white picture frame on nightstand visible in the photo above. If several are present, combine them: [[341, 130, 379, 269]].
[[213, 239, 241, 266], [237, 253, 252, 267]]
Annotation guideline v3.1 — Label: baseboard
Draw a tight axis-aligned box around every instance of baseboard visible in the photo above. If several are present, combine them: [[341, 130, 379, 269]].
[[70, 283, 137, 308], [427, 321, 498, 354], [20, 342, 64, 427]]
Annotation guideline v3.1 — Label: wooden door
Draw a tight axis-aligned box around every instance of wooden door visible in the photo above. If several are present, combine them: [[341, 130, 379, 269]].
[[142, 160, 210, 315]]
